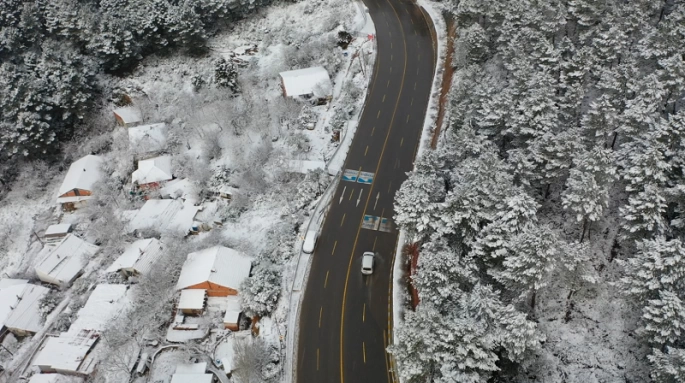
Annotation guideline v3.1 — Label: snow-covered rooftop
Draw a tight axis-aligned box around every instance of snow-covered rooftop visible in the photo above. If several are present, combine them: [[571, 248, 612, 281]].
[[105, 238, 164, 275], [29, 374, 84, 383], [170, 374, 213, 383], [178, 289, 206, 311], [279, 66, 332, 98], [113, 106, 143, 125], [223, 295, 242, 325], [132, 155, 173, 185], [57, 155, 103, 201], [3, 282, 50, 334], [45, 223, 72, 237], [161, 179, 199, 204], [67, 284, 130, 335], [128, 123, 168, 154], [0, 279, 26, 328], [32, 329, 99, 375], [176, 246, 253, 292], [35, 235, 99, 287], [127, 199, 201, 236], [175, 362, 207, 374]]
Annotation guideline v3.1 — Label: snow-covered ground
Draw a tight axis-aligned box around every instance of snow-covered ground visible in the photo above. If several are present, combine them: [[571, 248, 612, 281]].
[[0, 0, 377, 381]]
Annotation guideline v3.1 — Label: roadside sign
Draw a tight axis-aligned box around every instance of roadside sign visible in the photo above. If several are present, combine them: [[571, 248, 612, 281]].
[[343, 169, 360, 182], [357, 171, 374, 184], [362, 215, 379, 230], [379, 217, 393, 233]]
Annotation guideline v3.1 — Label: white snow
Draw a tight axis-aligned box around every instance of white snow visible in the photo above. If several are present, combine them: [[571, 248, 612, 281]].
[[113, 106, 143, 126], [28, 374, 84, 383], [178, 289, 207, 312], [34, 234, 100, 287], [105, 238, 164, 275], [132, 155, 173, 185], [279, 67, 332, 98], [56, 155, 104, 201], [175, 246, 252, 293], [287, 159, 326, 174], [160, 179, 199, 204], [128, 123, 168, 154]]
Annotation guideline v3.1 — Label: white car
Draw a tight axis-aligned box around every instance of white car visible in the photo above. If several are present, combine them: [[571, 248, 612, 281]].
[[361, 251, 375, 275], [302, 230, 318, 254]]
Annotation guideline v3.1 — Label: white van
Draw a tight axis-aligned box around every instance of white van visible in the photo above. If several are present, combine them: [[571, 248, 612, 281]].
[[361, 252, 374, 275]]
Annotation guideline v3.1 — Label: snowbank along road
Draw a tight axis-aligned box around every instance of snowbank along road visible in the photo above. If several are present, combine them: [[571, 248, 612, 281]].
[[296, 0, 436, 381]]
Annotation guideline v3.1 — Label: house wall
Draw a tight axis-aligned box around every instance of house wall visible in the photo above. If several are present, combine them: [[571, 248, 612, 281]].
[[279, 76, 287, 97], [8, 326, 35, 337], [224, 321, 239, 331], [59, 189, 92, 198], [114, 113, 125, 126], [184, 282, 237, 297], [181, 308, 204, 316]]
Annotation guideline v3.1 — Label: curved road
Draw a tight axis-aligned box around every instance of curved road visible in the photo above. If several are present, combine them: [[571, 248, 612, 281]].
[[296, 0, 435, 382]]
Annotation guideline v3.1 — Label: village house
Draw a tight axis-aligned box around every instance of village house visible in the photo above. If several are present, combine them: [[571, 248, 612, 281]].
[[44, 223, 73, 242], [56, 155, 103, 211], [106, 238, 164, 277], [32, 285, 131, 376], [0, 279, 50, 336], [132, 155, 173, 190], [126, 199, 202, 236], [29, 374, 84, 383], [223, 295, 242, 331], [128, 122, 168, 157], [113, 106, 143, 127], [175, 246, 252, 297], [34, 235, 99, 287], [170, 362, 213, 383], [279, 66, 333, 102]]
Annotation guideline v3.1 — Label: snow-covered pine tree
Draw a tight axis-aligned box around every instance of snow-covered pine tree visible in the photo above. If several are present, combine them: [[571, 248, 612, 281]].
[[239, 262, 281, 318], [620, 237, 685, 300], [649, 347, 685, 383], [642, 290, 685, 346]]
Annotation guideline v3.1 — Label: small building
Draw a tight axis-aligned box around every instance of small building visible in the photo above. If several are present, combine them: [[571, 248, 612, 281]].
[[178, 289, 207, 316], [175, 246, 252, 297], [105, 238, 164, 277], [32, 329, 100, 376], [160, 179, 199, 204], [56, 155, 103, 211], [126, 199, 202, 236], [68, 284, 130, 334], [219, 185, 239, 200], [2, 282, 50, 336], [170, 362, 212, 383], [45, 223, 73, 240], [113, 106, 143, 127], [128, 123, 167, 156], [132, 155, 173, 189], [279, 66, 333, 101], [223, 295, 242, 331], [35, 235, 99, 287], [0, 279, 50, 336]]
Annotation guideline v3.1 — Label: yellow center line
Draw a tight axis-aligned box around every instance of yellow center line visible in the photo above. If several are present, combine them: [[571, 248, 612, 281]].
[[325, 270, 330, 287], [340, 213, 346, 227], [401, 137, 404, 147], [373, 236, 378, 250], [363, 304, 366, 322], [340, 0, 409, 380], [365, 146, 369, 156], [317, 348, 320, 371], [363, 342, 366, 364], [319, 307, 323, 328], [332, 241, 337, 255]]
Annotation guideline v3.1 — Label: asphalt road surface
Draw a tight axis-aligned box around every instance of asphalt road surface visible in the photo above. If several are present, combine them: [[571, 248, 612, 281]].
[[296, 0, 435, 382]]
